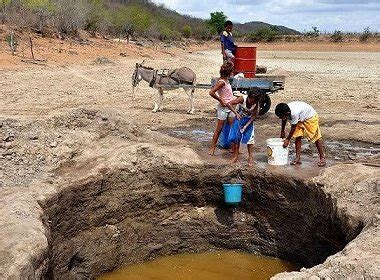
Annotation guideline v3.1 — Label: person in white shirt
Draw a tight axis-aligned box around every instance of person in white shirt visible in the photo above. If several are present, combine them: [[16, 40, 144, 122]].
[[275, 101, 326, 167]]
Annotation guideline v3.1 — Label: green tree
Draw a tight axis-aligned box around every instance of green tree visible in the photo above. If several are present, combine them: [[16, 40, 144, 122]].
[[0, 0, 12, 24], [22, 0, 55, 31], [182, 25, 192, 38], [207, 11, 227, 34]]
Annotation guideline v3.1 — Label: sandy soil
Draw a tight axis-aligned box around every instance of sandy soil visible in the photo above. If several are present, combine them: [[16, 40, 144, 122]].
[[1, 41, 379, 166]]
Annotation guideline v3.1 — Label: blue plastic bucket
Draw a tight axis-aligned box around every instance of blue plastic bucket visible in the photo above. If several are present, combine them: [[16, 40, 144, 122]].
[[223, 183, 243, 205]]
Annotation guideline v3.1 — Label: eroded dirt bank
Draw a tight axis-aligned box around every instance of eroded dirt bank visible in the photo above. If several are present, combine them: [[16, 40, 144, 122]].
[[0, 109, 378, 279], [42, 162, 358, 278]]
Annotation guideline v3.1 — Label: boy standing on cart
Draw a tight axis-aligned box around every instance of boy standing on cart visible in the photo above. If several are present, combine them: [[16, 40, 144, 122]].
[[221, 20, 237, 62]]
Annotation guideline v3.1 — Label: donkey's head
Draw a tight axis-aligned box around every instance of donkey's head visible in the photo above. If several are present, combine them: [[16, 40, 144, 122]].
[[131, 61, 144, 88], [132, 60, 151, 87]]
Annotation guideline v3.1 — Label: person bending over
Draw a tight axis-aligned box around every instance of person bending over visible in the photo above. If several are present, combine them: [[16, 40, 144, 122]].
[[275, 101, 326, 167], [227, 88, 263, 166]]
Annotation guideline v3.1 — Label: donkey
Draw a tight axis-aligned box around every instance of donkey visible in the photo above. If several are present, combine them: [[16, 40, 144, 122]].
[[131, 62, 197, 114]]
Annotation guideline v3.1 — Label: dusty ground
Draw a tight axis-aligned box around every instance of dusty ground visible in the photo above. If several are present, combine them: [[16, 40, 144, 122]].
[[0, 34, 379, 279]]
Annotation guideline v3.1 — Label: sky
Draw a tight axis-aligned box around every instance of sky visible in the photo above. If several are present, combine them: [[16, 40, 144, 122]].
[[152, 0, 380, 33]]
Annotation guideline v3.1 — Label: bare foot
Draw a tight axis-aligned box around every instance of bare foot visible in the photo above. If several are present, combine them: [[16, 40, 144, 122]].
[[208, 147, 216, 156], [291, 158, 302, 165], [318, 158, 326, 167], [247, 160, 253, 167]]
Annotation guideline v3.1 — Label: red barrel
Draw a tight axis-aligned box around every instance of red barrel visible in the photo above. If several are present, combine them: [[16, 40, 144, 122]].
[[234, 46, 257, 78]]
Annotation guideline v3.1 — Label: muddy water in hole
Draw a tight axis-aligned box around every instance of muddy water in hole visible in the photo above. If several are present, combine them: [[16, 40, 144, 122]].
[[98, 251, 298, 280]]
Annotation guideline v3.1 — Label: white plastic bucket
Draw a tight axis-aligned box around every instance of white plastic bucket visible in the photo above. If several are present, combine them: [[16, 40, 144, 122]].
[[266, 138, 289, 165]]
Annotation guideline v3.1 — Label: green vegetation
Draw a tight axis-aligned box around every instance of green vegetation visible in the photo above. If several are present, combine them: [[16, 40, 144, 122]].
[[182, 25, 192, 38], [1, 0, 212, 40], [0, 0, 12, 24], [248, 26, 279, 42], [0, 1, 320, 42], [207, 11, 227, 34], [22, 0, 55, 31]]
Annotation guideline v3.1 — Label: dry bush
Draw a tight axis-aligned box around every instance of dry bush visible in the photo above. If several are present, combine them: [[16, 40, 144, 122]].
[[54, 0, 89, 34]]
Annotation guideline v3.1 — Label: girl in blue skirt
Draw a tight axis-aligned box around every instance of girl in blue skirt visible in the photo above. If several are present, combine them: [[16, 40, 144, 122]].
[[227, 88, 263, 166]]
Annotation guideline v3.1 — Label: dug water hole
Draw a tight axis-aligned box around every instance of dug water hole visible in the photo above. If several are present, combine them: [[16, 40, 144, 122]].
[[98, 251, 297, 280]]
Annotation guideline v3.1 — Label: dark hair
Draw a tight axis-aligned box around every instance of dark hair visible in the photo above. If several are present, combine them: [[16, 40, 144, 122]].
[[247, 87, 261, 97], [275, 103, 290, 117], [224, 20, 233, 28], [220, 61, 234, 77]]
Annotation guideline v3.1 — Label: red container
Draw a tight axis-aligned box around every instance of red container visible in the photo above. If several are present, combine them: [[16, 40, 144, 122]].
[[234, 46, 257, 78]]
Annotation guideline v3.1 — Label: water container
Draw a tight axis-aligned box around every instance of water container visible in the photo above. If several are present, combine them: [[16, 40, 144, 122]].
[[217, 121, 231, 149], [266, 138, 289, 165], [234, 46, 257, 78], [223, 183, 243, 205]]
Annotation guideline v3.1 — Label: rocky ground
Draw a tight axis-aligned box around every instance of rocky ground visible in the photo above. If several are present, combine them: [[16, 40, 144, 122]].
[[0, 35, 379, 279]]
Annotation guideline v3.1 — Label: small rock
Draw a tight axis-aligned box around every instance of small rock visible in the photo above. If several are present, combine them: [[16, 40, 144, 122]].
[[4, 142, 12, 149], [4, 133, 14, 142], [50, 141, 57, 148], [120, 52, 128, 57], [68, 50, 78, 55], [94, 57, 114, 65]]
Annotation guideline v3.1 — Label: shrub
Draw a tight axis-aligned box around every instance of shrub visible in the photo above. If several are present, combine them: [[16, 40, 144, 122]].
[[182, 25, 191, 38], [248, 26, 279, 42], [6, 32, 18, 53], [192, 23, 212, 40], [304, 26, 320, 37], [0, 0, 11, 23], [360, 27, 371, 42], [54, 0, 89, 34], [331, 30, 343, 42], [26, 0, 55, 31], [85, 0, 106, 33]]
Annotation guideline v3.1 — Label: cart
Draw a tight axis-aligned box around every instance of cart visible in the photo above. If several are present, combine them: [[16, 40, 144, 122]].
[[160, 75, 285, 115]]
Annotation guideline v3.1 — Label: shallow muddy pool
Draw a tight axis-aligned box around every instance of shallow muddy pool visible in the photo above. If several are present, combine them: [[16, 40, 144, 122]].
[[98, 251, 298, 280]]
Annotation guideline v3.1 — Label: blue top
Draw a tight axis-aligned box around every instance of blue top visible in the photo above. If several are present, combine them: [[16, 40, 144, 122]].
[[221, 31, 236, 53]]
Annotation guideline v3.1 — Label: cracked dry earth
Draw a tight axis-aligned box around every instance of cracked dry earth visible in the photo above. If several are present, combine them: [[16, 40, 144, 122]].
[[0, 49, 379, 279]]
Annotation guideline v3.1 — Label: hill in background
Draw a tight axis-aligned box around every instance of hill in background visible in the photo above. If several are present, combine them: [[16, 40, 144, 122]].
[[235, 21, 300, 35], [0, 0, 299, 40]]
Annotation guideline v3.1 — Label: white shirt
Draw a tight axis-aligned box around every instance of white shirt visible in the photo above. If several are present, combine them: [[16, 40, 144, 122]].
[[288, 101, 316, 125]]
